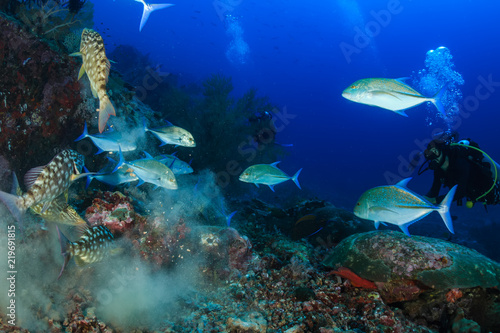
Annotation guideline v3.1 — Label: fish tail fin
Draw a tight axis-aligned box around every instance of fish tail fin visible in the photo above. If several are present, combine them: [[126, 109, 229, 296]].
[[292, 168, 303, 189], [56, 226, 72, 280], [226, 211, 238, 227], [112, 147, 125, 173], [75, 122, 89, 142], [98, 96, 116, 133], [438, 185, 457, 234], [432, 84, 448, 116], [83, 166, 93, 189], [139, 3, 175, 32], [0, 190, 25, 226]]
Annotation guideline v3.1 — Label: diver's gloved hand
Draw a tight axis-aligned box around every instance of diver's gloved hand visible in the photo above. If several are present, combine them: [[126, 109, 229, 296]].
[[423, 196, 437, 204]]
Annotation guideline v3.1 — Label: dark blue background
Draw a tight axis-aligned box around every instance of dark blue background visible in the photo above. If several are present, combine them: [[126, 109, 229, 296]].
[[92, 0, 500, 215]]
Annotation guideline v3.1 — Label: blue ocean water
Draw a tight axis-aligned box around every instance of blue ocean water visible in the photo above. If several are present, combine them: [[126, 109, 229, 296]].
[[92, 0, 500, 211]]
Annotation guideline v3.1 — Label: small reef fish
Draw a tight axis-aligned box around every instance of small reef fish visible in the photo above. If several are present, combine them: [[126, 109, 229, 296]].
[[155, 153, 194, 175], [121, 152, 178, 189], [342, 78, 446, 116], [70, 28, 116, 133], [239, 162, 302, 192], [75, 122, 137, 154], [144, 118, 196, 147], [135, 0, 175, 32], [0, 150, 87, 224], [57, 225, 115, 279], [353, 177, 457, 236]]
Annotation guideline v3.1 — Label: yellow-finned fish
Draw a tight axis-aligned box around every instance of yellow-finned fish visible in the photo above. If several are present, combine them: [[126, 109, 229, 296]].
[[0, 150, 88, 225], [353, 178, 457, 236], [342, 78, 446, 117], [71, 28, 116, 133]]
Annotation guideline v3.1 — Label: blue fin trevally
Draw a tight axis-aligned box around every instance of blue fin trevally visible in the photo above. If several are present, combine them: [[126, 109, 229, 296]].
[[143, 118, 196, 147], [353, 178, 457, 236], [155, 153, 194, 175], [239, 162, 302, 192], [75, 122, 137, 154], [342, 78, 446, 116], [135, 0, 175, 32]]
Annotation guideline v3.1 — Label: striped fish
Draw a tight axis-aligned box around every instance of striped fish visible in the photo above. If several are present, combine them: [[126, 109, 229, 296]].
[[57, 225, 115, 279], [0, 150, 88, 224], [71, 28, 116, 133]]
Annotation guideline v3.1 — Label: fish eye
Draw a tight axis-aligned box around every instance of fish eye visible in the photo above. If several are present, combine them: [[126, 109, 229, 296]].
[[356, 202, 360, 206], [351, 85, 357, 89]]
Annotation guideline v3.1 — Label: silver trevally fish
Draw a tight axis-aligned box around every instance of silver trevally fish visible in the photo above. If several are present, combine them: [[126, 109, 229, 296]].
[[75, 122, 137, 154], [342, 78, 446, 116], [239, 162, 302, 192], [135, 0, 175, 32], [353, 178, 457, 236], [155, 153, 193, 175], [121, 152, 178, 190], [144, 118, 196, 147], [84, 165, 139, 188]]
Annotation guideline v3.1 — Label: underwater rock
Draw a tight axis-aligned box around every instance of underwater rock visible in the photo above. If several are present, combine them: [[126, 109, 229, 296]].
[[323, 231, 500, 297], [85, 191, 138, 234], [323, 230, 500, 331], [226, 312, 267, 333]]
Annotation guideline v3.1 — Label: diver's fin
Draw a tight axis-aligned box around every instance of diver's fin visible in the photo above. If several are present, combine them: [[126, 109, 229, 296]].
[[438, 184, 457, 234], [56, 226, 72, 280], [292, 168, 302, 189], [97, 95, 116, 133]]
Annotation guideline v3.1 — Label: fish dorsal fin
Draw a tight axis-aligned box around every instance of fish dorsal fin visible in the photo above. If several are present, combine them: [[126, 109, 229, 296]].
[[24, 166, 45, 189], [395, 77, 410, 83], [143, 151, 154, 160], [396, 177, 412, 188], [270, 161, 281, 167]]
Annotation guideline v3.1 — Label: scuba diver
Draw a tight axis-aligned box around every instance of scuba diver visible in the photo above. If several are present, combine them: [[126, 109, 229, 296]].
[[420, 132, 500, 208]]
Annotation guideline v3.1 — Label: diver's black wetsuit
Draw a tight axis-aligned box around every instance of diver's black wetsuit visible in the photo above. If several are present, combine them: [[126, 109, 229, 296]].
[[426, 147, 500, 205]]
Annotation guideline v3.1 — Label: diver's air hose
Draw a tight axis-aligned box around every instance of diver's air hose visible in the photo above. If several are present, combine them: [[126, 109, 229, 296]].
[[450, 143, 498, 202]]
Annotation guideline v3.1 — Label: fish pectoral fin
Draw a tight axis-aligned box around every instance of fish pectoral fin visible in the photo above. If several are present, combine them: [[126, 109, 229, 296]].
[[40, 200, 53, 214], [69, 52, 82, 57], [90, 86, 98, 98], [373, 91, 404, 101], [369, 206, 399, 214], [77, 64, 86, 80], [74, 256, 86, 267], [110, 247, 124, 256]]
